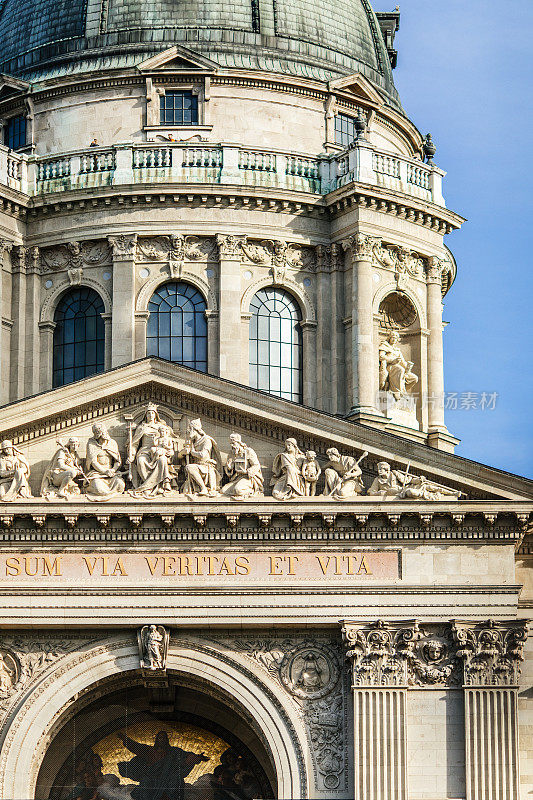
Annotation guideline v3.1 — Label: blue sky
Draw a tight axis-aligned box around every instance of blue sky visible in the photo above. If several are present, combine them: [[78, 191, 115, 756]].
[[390, 0, 533, 478]]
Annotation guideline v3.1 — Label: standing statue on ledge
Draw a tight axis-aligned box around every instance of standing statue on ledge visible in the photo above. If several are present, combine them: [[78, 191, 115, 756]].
[[379, 330, 418, 400], [0, 440, 32, 501], [179, 418, 222, 497], [323, 448, 367, 499], [302, 451, 321, 496], [128, 404, 178, 498], [221, 433, 263, 500], [140, 624, 165, 670], [85, 422, 125, 500], [41, 437, 84, 499], [271, 438, 306, 500]]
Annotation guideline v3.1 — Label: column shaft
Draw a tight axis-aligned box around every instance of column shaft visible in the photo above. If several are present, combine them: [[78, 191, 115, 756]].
[[354, 688, 407, 800], [426, 258, 446, 431], [465, 688, 519, 800], [10, 247, 26, 400]]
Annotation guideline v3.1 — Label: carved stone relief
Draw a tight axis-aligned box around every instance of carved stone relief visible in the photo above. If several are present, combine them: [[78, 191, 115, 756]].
[[40, 240, 111, 273], [242, 239, 316, 281], [343, 620, 528, 689], [137, 235, 216, 278], [0, 635, 96, 719], [227, 635, 346, 792]]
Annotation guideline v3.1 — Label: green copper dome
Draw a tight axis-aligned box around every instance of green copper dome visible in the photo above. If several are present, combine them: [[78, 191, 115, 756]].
[[0, 0, 400, 108]]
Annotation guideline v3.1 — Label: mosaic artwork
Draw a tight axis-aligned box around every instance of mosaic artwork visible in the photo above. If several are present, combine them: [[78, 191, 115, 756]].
[[60, 720, 264, 800]]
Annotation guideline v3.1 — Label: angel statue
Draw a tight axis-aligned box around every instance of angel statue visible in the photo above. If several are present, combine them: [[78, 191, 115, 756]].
[[127, 404, 179, 498], [138, 624, 167, 670]]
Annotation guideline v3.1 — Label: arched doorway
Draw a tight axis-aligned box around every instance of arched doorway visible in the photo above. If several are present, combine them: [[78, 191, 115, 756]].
[[38, 678, 275, 800], [0, 638, 307, 800]]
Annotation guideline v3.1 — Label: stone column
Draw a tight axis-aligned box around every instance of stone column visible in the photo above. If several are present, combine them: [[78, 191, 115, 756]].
[[453, 620, 528, 800], [426, 256, 447, 434], [0, 239, 12, 402], [216, 234, 247, 382], [39, 321, 55, 390], [343, 234, 381, 419], [108, 234, 137, 368], [10, 245, 27, 401], [343, 621, 408, 800], [25, 246, 41, 396]]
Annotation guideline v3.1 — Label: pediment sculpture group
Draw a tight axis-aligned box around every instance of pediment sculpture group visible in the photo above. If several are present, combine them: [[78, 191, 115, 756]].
[[0, 404, 462, 502]]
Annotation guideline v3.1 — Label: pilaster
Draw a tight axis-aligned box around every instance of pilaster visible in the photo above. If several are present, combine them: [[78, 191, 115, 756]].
[[343, 621, 408, 800], [216, 234, 247, 383], [108, 234, 137, 368], [453, 620, 528, 800]]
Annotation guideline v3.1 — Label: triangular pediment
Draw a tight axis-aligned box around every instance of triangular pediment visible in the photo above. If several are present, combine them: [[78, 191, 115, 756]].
[[137, 46, 219, 73], [329, 73, 385, 108], [0, 73, 30, 99], [0, 358, 531, 506]]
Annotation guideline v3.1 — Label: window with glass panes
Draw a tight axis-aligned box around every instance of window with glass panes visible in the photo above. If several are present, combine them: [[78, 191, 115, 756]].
[[334, 113, 355, 148], [4, 115, 26, 150], [52, 288, 105, 388], [159, 91, 198, 125], [146, 282, 207, 371], [249, 288, 302, 403]]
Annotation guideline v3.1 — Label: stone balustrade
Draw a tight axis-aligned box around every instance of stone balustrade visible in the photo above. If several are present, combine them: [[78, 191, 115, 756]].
[[0, 141, 445, 205]]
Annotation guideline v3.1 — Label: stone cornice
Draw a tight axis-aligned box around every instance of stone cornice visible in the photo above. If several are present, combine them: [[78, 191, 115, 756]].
[[0, 500, 528, 541], [326, 182, 465, 233]]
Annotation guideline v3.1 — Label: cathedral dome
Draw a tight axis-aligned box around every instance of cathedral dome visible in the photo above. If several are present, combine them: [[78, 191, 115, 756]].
[[0, 0, 400, 107]]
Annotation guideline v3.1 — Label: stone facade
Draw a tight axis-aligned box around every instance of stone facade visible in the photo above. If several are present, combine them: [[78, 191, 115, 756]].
[[0, 1, 529, 799]]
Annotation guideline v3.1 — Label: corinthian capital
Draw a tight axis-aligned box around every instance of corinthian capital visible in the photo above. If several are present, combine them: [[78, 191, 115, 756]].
[[343, 620, 408, 687], [216, 234, 247, 259], [342, 233, 381, 261], [0, 239, 13, 259], [108, 233, 137, 258], [426, 255, 450, 283], [452, 620, 528, 687]]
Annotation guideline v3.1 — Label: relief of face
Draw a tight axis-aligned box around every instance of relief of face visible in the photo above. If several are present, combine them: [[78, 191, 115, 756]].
[[378, 463, 390, 478], [146, 410, 156, 424]]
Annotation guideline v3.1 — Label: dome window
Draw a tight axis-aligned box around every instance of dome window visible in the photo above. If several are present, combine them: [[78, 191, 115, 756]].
[[3, 114, 26, 150], [159, 91, 198, 126], [249, 288, 303, 403], [334, 113, 355, 149]]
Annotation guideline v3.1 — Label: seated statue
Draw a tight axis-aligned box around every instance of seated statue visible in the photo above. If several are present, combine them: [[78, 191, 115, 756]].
[[221, 433, 263, 500], [128, 404, 178, 498], [379, 331, 418, 400], [367, 461, 401, 498], [179, 418, 222, 497], [41, 437, 84, 499], [323, 447, 366, 499], [0, 440, 32, 501], [271, 438, 305, 500], [85, 423, 125, 501]]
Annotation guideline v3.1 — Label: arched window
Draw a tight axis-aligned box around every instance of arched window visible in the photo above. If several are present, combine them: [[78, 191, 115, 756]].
[[249, 287, 302, 402], [146, 281, 207, 371], [52, 288, 105, 387]]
